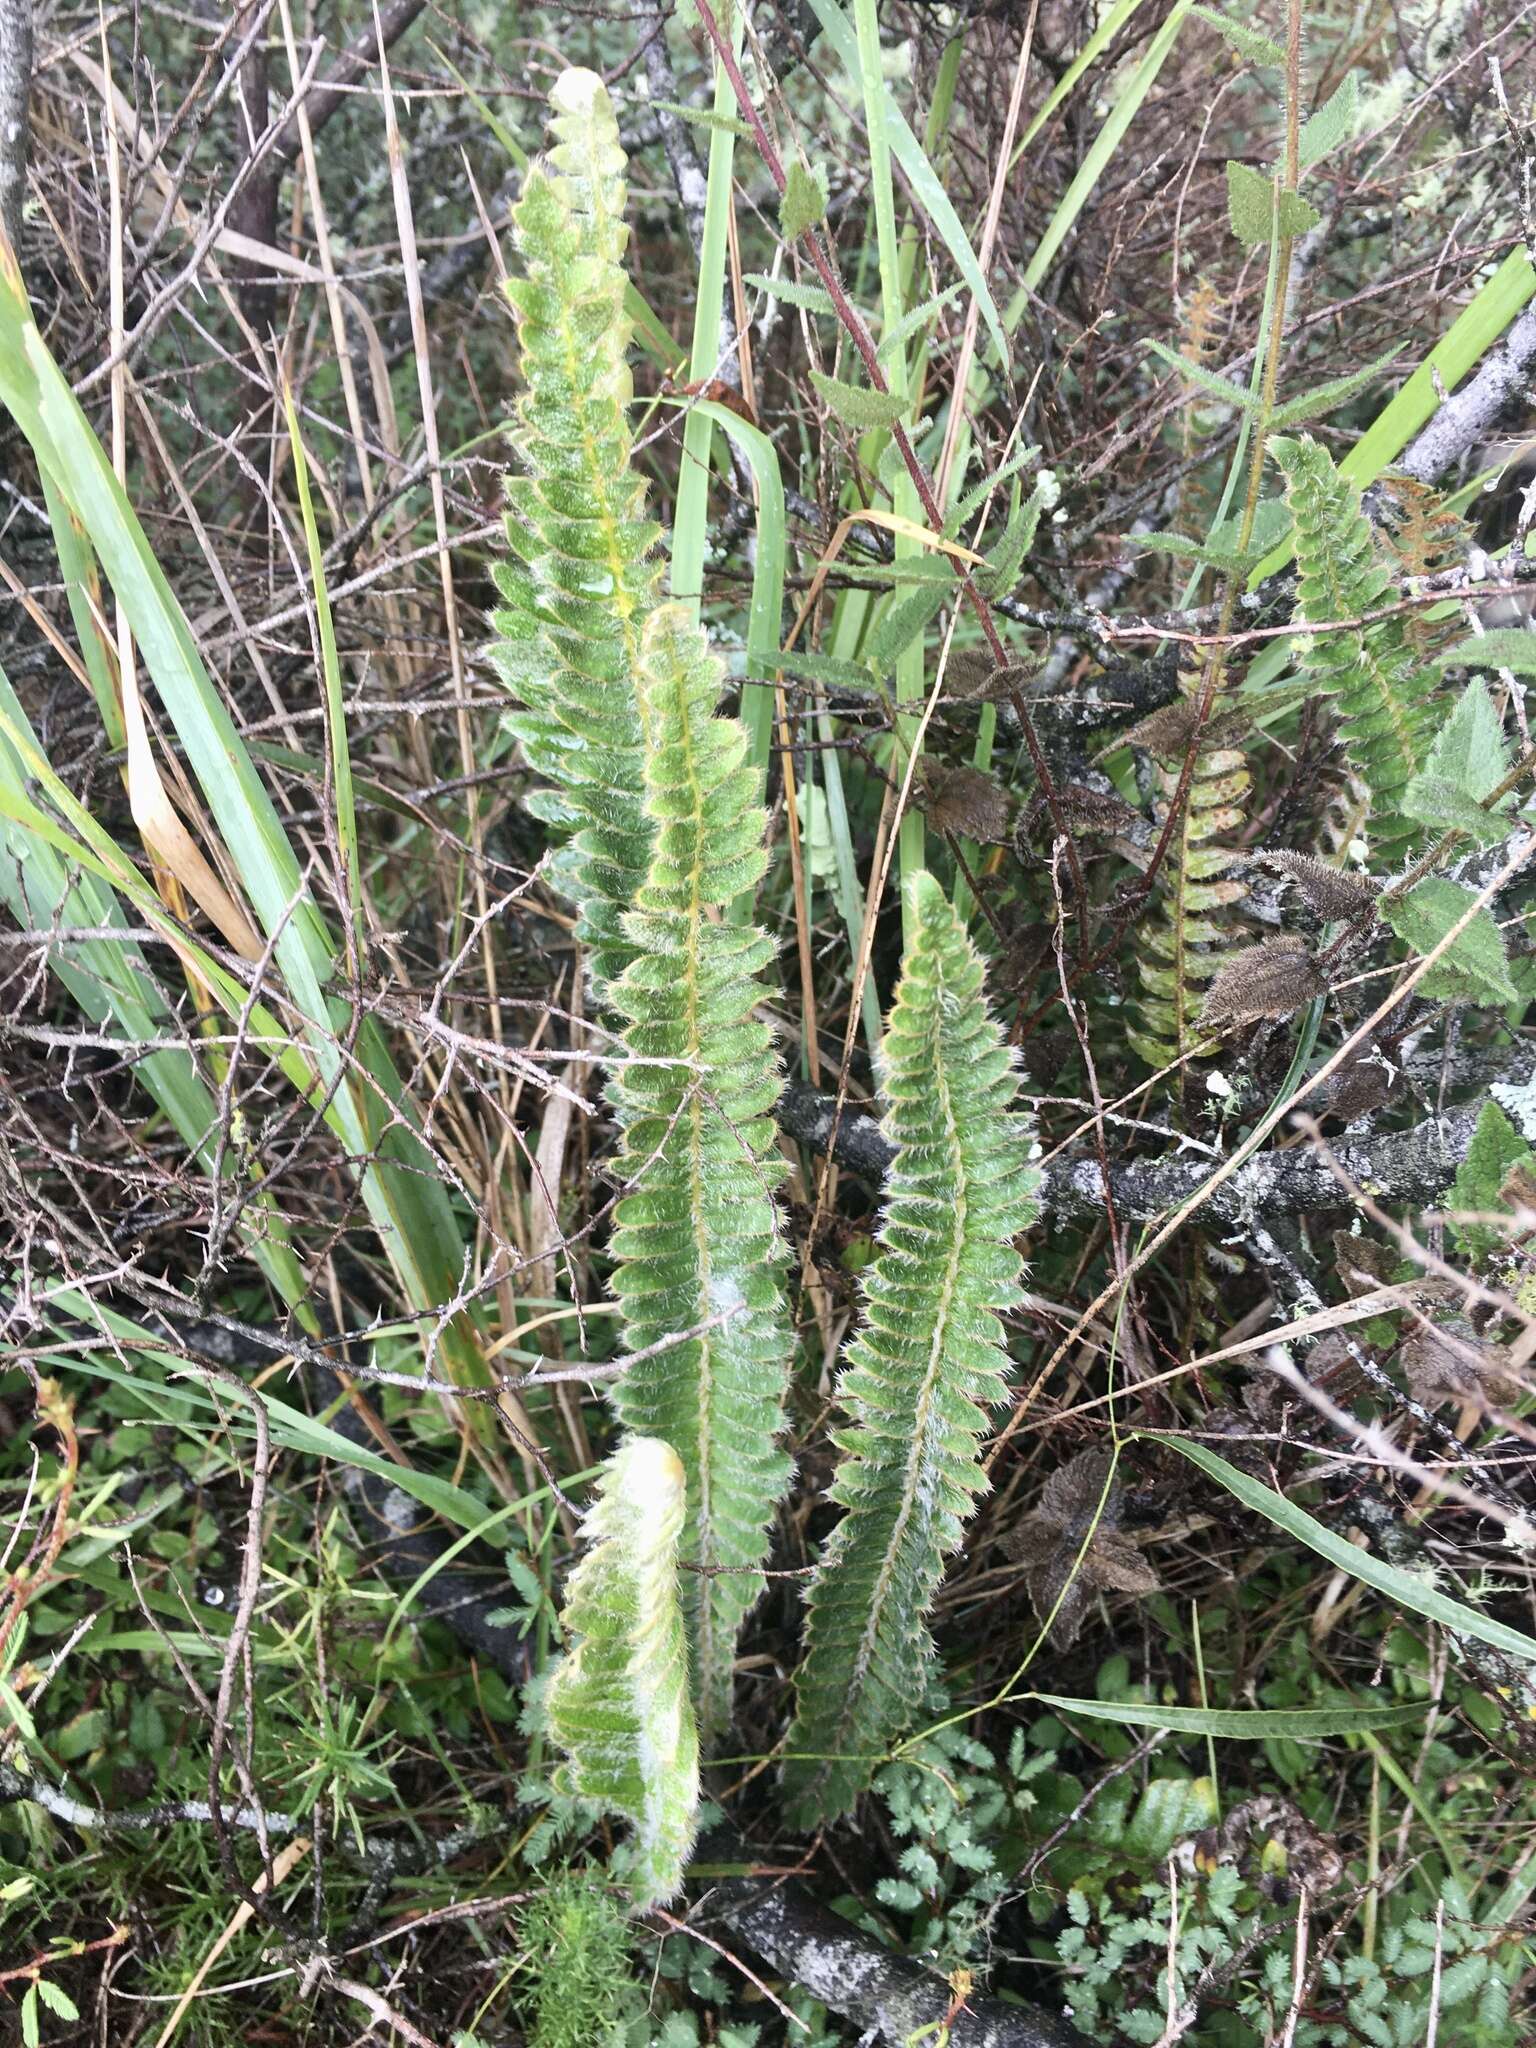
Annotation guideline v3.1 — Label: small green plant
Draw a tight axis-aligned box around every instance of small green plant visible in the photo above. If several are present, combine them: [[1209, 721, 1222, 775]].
[[512, 1866, 643, 2048]]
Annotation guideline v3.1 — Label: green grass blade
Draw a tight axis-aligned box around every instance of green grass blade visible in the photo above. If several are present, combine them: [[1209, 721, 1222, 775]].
[[283, 381, 361, 952], [1160, 1438, 1536, 1665], [1026, 1695, 1427, 1737], [806, 0, 1009, 369], [669, 22, 743, 616]]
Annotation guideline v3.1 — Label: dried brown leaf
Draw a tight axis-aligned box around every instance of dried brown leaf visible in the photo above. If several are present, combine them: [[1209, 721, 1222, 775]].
[[1122, 696, 1249, 760], [1003, 1448, 1162, 1648], [1400, 1320, 1523, 1408], [1200, 936, 1326, 1032], [921, 763, 1014, 843], [1249, 850, 1380, 922]]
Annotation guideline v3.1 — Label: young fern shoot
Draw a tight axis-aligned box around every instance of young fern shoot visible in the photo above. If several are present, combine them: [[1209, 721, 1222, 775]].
[[609, 606, 792, 1740], [545, 1438, 700, 1907], [784, 872, 1038, 1824], [491, 68, 661, 1004]]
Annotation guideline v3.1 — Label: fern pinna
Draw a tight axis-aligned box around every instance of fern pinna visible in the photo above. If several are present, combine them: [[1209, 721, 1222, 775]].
[[1272, 435, 1440, 860], [784, 873, 1038, 1824], [608, 606, 792, 1739], [1126, 703, 1251, 1072], [545, 1438, 700, 1907], [491, 68, 660, 1003]]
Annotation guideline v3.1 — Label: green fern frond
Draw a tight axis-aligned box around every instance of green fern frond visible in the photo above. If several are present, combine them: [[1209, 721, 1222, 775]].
[[1272, 435, 1440, 859], [783, 872, 1038, 1825], [1128, 726, 1251, 1072], [608, 605, 792, 1739], [491, 68, 661, 1002], [545, 1437, 700, 1908]]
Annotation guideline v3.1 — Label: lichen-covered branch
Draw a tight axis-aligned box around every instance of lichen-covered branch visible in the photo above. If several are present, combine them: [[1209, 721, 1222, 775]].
[[779, 1081, 1482, 1225]]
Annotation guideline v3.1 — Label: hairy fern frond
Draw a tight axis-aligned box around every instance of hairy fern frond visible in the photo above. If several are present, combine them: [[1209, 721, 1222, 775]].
[[1272, 435, 1440, 858], [783, 873, 1038, 1824], [608, 605, 792, 1739], [1127, 711, 1251, 1072], [545, 1438, 700, 1907], [491, 69, 661, 1002]]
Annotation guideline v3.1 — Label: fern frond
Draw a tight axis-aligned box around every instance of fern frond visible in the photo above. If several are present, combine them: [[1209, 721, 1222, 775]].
[[1128, 723, 1251, 1071], [492, 68, 661, 1002], [1272, 435, 1440, 858], [545, 1438, 700, 1907], [608, 605, 792, 1739], [783, 872, 1038, 1824]]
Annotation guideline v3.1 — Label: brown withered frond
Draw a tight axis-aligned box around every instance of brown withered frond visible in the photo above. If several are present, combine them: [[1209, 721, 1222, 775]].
[[1121, 696, 1250, 761], [1200, 936, 1326, 1033], [1400, 1318, 1524, 1410], [920, 762, 1014, 844], [1249, 850, 1381, 923], [1003, 1447, 1162, 1650]]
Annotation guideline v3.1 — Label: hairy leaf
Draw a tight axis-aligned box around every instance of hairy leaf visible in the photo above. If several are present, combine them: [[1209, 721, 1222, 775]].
[[546, 1439, 700, 1906], [491, 68, 661, 1004], [809, 366, 909, 430], [1272, 435, 1441, 857], [1449, 1099, 1535, 1263], [1225, 162, 1320, 245], [784, 872, 1038, 1823], [1436, 628, 1536, 676], [609, 607, 793, 1738], [780, 160, 828, 241], [1381, 877, 1517, 1005], [1403, 676, 1513, 844]]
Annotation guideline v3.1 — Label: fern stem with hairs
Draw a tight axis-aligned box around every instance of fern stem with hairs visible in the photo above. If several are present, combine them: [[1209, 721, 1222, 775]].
[[491, 69, 660, 1003], [609, 605, 792, 1739], [783, 872, 1038, 1823]]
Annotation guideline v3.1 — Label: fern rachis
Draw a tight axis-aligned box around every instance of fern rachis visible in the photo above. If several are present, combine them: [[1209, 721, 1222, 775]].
[[783, 872, 1038, 1824]]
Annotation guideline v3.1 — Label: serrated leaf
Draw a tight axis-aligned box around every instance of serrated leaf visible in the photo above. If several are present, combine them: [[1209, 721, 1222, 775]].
[[1194, 3, 1283, 64], [784, 872, 1039, 1825], [1403, 678, 1511, 833], [653, 98, 751, 139], [808, 366, 909, 430], [1269, 343, 1406, 429], [1299, 74, 1360, 170], [743, 272, 836, 315], [779, 649, 879, 693], [1226, 161, 1321, 245], [865, 576, 953, 672], [1449, 1099, 1534, 1262], [1146, 336, 1258, 412], [1436, 628, 1536, 675], [780, 159, 828, 241], [876, 282, 964, 366], [1382, 877, 1517, 1005]]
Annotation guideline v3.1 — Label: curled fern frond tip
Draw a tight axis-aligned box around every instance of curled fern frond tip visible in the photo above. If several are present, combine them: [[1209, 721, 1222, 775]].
[[546, 1437, 700, 1909]]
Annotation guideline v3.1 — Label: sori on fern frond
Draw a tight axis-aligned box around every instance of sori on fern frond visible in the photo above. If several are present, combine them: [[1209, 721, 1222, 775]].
[[783, 870, 1039, 1826], [544, 1437, 700, 1908], [489, 67, 661, 1006], [607, 603, 793, 1742]]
